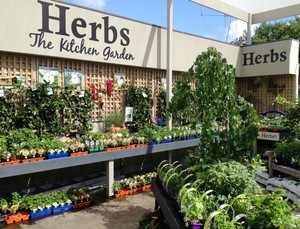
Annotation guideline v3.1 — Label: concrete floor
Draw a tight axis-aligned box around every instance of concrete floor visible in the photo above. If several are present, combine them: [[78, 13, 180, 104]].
[[4, 191, 155, 229]]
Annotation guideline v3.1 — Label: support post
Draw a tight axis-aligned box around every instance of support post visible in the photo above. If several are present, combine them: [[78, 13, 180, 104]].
[[246, 13, 252, 45], [166, 0, 173, 129], [264, 150, 274, 178], [168, 151, 172, 163], [106, 160, 114, 197]]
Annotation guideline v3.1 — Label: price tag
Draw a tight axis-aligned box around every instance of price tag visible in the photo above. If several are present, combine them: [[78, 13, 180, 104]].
[[79, 91, 85, 97], [0, 89, 4, 97], [47, 87, 53, 95]]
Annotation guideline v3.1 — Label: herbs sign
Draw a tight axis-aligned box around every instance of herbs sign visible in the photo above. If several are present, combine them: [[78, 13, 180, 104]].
[[257, 131, 280, 141]]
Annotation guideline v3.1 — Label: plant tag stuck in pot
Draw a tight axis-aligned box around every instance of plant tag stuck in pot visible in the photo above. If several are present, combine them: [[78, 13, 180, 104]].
[[0, 89, 4, 97], [47, 87, 53, 95], [79, 91, 85, 97]]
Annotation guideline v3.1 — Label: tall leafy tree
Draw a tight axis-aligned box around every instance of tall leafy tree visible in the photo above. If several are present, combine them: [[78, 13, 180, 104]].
[[231, 17, 300, 46], [170, 47, 259, 161]]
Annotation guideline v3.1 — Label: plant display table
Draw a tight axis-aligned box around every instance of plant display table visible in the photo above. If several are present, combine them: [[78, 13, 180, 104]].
[[264, 150, 300, 179], [0, 139, 199, 197], [151, 177, 186, 229]]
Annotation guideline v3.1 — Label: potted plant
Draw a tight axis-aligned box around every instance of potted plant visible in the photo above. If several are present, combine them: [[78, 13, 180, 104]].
[[0, 150, 11, 163], [112, 181, 123, 198], [0, 198, 8, 226], [67, 187, 91, 208], [50, 191, 72, 214], [182, 194, 205, 229], [104, 113, 125, 132], [46, 139, 69, 159]]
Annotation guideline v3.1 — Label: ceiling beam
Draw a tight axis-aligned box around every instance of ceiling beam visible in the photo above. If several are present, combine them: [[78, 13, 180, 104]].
[[253, 4, 300, 24], [189, 0, 249, 22]]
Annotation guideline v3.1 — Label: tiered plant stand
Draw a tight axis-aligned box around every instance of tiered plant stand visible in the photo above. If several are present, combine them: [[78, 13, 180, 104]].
[[151, 177, 186, 229], [0, 139, 199, 197]]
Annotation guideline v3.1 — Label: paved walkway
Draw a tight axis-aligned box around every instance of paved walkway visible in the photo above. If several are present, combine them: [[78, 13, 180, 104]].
[[5, 191, 155, 229]]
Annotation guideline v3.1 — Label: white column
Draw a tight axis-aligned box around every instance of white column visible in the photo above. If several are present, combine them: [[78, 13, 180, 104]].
[[295, 63, 299, 99], [166, 0, 173, 129], [246, 13, 252, 45], [106, 160, 114, 197]]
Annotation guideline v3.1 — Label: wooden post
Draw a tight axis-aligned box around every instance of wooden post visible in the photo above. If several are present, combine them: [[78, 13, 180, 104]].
[[264, 150, 274, 178]]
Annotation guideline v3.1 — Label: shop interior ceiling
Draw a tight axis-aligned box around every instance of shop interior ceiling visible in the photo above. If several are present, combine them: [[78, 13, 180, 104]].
[[189, 0, 300, 24]]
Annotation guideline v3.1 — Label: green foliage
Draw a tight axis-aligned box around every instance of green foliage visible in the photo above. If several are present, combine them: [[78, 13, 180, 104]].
[[252, 18, 300, 44], [0, 198, 8, 215], [286, 99, 300, 139], [0, 89, 19, 134], [237, 191, 299, 229], [66, 187, 90, 202], [60, 85, 94, 133], [0, 83, 94, 135], [171, 47, 258, 161], [274, 141, 300, 167], [125, 85, 153, 127], [104, 113, 124, 129], [7, 192, 22, 215], [157, 88, 166, 119], [193, 161, 263, 197], [112, 180, 122, 194], [168, 71, 196, 125]]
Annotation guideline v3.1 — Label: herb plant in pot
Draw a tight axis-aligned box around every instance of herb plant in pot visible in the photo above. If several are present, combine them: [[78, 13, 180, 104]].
[[0, 198, 8, 226], [182, 195, 205, 229]]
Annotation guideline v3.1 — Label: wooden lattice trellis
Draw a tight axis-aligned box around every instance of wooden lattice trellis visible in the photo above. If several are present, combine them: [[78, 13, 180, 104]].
[[0, 52, 182, 122], [2, 52, 296, 120], [0, 53, 33, 85], [236, 75, 295, 113]]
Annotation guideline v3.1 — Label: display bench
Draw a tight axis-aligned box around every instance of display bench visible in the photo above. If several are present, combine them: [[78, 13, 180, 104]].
[[264, 150, 300, 179], [0, 139, 200, 196], [151, 177, 186, 229]]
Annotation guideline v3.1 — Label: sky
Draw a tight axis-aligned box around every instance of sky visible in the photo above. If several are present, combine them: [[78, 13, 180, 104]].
[[63, 0, 292, 43]]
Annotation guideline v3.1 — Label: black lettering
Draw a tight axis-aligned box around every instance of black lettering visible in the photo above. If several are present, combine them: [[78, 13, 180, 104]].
[[29, 32, 54, 49], [89, 22, 102, 41], [103, 46, 135, 61], [60, 38, 99, 56], [103, 16, 117, 44], [263, 53, 270, 63], [270, 49, 279, 62], [242, 52, 255, 66], [280, 51, 287, 62], [120, 28, 130, 46], [72, 18, 86, 38], [255, 54, 262, 64], [37, 0, 70, 36]]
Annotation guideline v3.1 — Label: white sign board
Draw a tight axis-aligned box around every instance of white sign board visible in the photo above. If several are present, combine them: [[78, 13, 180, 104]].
[[125, 107, 133, 122], [257, 131, 280, 141]]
